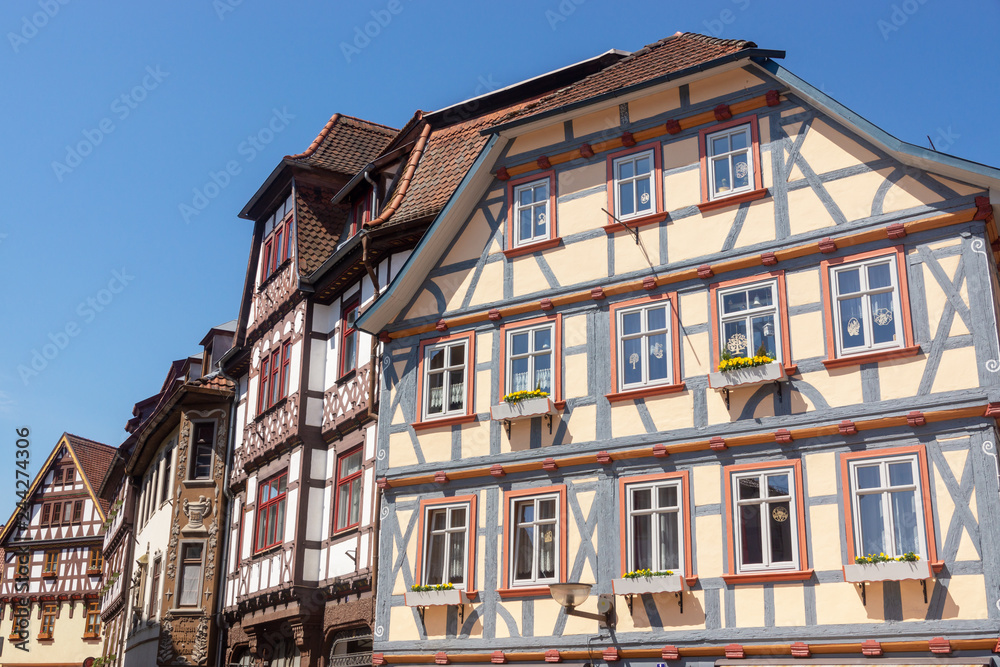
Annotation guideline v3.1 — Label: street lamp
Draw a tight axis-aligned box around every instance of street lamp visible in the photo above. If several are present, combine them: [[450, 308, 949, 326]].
[[548, 583, 614, 628]]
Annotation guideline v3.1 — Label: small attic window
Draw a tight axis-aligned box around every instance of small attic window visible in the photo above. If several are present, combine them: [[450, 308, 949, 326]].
[[260, 194, 295, 283], [350, 188, 375, 238]]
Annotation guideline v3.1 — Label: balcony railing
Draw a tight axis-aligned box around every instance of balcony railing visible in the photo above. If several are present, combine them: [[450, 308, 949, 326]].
[[328, 652, 373, 667], [322, 363, 375, 436], [236, 393, 300, 475], [249, 262, 297, 337]]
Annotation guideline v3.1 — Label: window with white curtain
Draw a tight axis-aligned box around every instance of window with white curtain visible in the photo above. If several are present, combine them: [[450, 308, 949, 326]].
[[422, 504, 468, 588], [717, 280, 780, 361], [625, 478, 683, 573], [423, 340, 468, 419], [830, 255, 904, 357], [511, 494, 559, 585], [506, 324, 554, 395]]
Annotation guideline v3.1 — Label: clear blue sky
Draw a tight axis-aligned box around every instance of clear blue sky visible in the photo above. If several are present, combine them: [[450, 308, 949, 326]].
[[1, 0, 997, 518]]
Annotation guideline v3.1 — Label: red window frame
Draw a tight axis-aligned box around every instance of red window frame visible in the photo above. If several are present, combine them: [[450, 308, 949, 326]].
[[258, 355, 270, 414], [280, 341, 292, 398], [333, 447, 364, 532], [254, 471, 288, 553], [605, 142, 666, 233], [504, 171, 559, 258], [607, 291, 684, 401], [351, 190, 373, 237], [697, 114, 767, 212], [261, 216, 295, 281], [340, 297, 360, 377], [261, 240, 272, 280], [257, 342, 291, 416]]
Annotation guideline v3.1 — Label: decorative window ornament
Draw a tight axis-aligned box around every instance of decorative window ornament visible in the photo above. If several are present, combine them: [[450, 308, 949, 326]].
[[771, 506, 789, 522], [650, 342, 665, 359], [735, 161, 748, 179], [726, 332, 748, 354], [629, 352, 640, 369], [873, 308, 893, 326], [847, 318, 861, 337], [640, 192, 650, 204]]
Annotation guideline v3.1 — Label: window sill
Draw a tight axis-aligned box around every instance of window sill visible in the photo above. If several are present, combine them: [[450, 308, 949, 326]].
[[257, 258, 292, 293], [83, 632, 101, 640], [602, 211, 667, 234], [252, 543, 284, 559], [404, 589, 472, 606], [606, 382, 686, 403], [183, 479, 216, 488], [41, 572, 57, 579], [502, 237, 562, 259], [697, 188, 769, 213], [721, 568, 813, 584], [822, 345, 921, 370], [332, 524, 360, 538], [254, 395, 289, 422], [87, 569, 102, 576], [336, 369, 358, 386], [168, 607, 205, 616], [497, 586, 555, 599], [37, 635, 53, 642], [412, 413, 479, 431]]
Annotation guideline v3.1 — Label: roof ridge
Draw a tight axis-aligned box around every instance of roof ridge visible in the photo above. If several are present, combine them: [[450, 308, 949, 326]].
[[63, 432, 114, 451], [336, 113, 399, 132], [285, 113, 398, 161]]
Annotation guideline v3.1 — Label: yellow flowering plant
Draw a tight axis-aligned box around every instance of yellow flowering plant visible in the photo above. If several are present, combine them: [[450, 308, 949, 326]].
[[502, 388, 548, 404], [622, 568, 674, 580], [854, 552, 919, 564], [717, 343, 774, 372], [410, 582, 455, 592]]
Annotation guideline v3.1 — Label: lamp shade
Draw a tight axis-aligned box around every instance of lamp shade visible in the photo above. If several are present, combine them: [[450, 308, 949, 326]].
[[549, 583, 592, 608]]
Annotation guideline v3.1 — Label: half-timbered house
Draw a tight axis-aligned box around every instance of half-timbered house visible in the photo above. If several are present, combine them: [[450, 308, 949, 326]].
[[96, 325, 235, 667], [357, 33, 1000, 667], [0, 433, 115, 666]]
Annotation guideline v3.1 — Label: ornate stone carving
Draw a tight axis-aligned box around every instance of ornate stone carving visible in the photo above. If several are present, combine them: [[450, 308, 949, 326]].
[[192, 616, 210, 664], [204, 519, 219, 584], [158, 617, 175, 663], [182, 496, 212, 534]]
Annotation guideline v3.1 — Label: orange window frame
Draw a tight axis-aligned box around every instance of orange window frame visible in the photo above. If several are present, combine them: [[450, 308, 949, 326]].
[[84, 601, 100, 637], [697, 114, 767, 212], [605, 142, 665, 231], [504, 171, 559, 258], [607, 291, 683, 401], [617, 471, 695, 582], [414, 331, 477, 430], [709, 270, 796, 374], [839, 444, 939, 566], [498, 314, 563, 405], [414, 494, 478, 594], [722, 459, 811, 583], [819, 245, 918, 369], [499, 485, 568, 598], [43, 551, 59, 575]]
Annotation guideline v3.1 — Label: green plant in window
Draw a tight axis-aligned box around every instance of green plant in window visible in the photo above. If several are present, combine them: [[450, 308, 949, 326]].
[[854, 552, 919, 564], [622, 568, 674, 579]]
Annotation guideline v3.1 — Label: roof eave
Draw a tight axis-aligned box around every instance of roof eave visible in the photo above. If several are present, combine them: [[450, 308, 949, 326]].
[[482, 48, 785, 137]]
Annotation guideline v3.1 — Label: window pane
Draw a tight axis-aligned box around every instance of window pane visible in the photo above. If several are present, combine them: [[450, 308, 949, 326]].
[[635, 155, 651, 175], [657, 511, 680, 570], [519, 208, 532, 243], [647, 332, 669, 381], [511, 357, 530, 391], [713, 157, 731, 193], [631, 513, 652, 570], [257, 511, 268, 548], [751, 315, 777, 358], [856, 465, 881, 489], [427, 372, 444, 414], [533, 328, 551, 352], [534, 204, 548, 238], [514, 526, 534, 581], [342, 451, 363, 476], [431, 509, 447, 532], [868, 262, 892, 289], [711, 136, 729, 155], [888, 462, 914, 486], [274, 498, 285, 543], [858, 493, 885, 555], [619, 181, 635, 217], [657, 485, 678, 508], [538, 525, 556, 579], [646, 306, 667, 331], [534, 183, 548, 203], [869, 291, 897, 345], [839, 297, 865, 348], [180, 562, 202, 606], [622, 337, 643, 386], [519, 188, 533, 206], [511, 332, 529, 356], [891, 489, 919, 555], [428, 349, 444, 370], [747, 286, 772, 308], [533, 352, 551, 393], [448, 370, 464, 411], [447, 532, 465, 584], [739, 505, 763, 565], [731, 130, 748, 150], [350, 481, 361, 525], [426, 533, 445, 585], [733, 152, 750, 189], [837, 268, 861, 294], [450, 507, 466, 528], [768, 501, 794, 562], [338, 484, 349, 528], [516, 501, 534, 526], [766, 474, 789, 498], [277, 475, 286, 494], [632, 488, 651, 511], [723, 320, 749, 358], [449, 344, 465, 367], [622, 311, 642, 336], [618, 159, 634, 180], [636, 175, 651, 212], [538, 499, 556, 521], [723, 291, 747, 314], [738, 477, 760, 500]]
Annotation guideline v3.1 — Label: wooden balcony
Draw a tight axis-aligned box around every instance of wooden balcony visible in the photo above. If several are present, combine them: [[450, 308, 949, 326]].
[[236, 393, 300, 477], [322, 363, 375, 437], [248, 261, 297, 339]]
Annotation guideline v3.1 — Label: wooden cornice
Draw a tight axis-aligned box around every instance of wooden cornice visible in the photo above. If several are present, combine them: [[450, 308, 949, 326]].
[[384, 207, 981, 342], [378, 404, 988, 489]]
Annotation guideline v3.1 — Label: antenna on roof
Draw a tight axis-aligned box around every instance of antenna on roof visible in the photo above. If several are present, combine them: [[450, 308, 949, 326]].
[[926, 135, 937, 151]]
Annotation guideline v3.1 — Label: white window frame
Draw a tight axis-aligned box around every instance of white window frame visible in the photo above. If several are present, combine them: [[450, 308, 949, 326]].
[[421, 503, 470, 589], [624, 478, 685, 574], [422, 340, 469, 421], [707, 124, 754, 200], [613, 149, 656, 220], [510, 493, 560, 586], [512, 179, 550, 247], [830, 255, 904, 357], [848, 454, 927, 560], [617, 302, 672, 390], [505, 323, 555, 396], [717, 279, 782, 362], [731, 468, 800, 573], [175, 540, 206, 608]]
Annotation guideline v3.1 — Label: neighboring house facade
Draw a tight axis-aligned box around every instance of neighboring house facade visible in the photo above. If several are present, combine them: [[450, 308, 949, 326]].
[[0, 433, 114, 667], [358, 33, 1000, 667], [97, 326, 235, 667]]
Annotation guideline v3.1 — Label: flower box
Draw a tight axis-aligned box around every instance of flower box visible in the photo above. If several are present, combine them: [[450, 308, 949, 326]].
[[404, 589, 470, 607], [843, 560, 931, 583], [611, 574, 686, 595], [490, 396, 555, 422], [708, 361, 785, 390]]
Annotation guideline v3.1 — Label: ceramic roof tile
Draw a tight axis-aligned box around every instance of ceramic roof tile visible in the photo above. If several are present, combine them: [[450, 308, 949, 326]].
[[286, 114, 398, 176], [296, 184, 347, 276], [64, 433, 116, 514]]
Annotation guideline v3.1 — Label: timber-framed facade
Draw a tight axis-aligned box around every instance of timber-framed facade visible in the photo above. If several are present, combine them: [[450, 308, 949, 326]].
[[358, 33, 1000, 667]]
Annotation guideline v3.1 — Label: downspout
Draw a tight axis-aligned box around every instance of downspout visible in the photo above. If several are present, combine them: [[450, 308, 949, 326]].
[[214, 363, 239, 667]]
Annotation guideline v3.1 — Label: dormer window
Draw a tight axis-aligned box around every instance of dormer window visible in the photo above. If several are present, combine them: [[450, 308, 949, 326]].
[[350, 189, 375, 238], [260, 194, 295, 283]]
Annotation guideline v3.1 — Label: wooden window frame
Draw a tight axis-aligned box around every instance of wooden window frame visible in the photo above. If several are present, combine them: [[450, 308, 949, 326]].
[[333, 447, 364, 533], [176, 541, 206, 608], [722, 459, 811, 584], [50, 502, 62, 527], [840, 445, 939, 567], [618, 471, 695, 582], [257, 342, 291, 416], [351, 189, 374, 238], [340, 296, 361, 378], [697, 114, 767, 212], [254, 471, 288, 553], [820, 245, 918, 368], [504, 171, 559, 258], [261, 214, 294, 282], [607, 292, 683, 401], [42, 550, 59, 578], [72, 500, 82, 525], [709, 271, 797, 375], [148, 556, 161, 618], [83, 601, 100, 638], [87, 547, 103, 575], [414, 495, 478, 595], [190, 421, 215, 480], [258, 354, 271, 415], [38, 602, 56, 639], [498, 314, 563, 405], [606, 143, 664, 230], [41, 503, 50, 527], [414, 331, 476, 429], [499, 485, 567, 598]]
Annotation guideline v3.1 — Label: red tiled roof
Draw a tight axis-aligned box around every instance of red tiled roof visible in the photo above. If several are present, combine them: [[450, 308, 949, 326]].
[[189, 373, 235, 392], [286, 114, 398, 176], [296, 183, 348, 276], [64, 433, 116, 514], [494, 32, 756, 126]]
